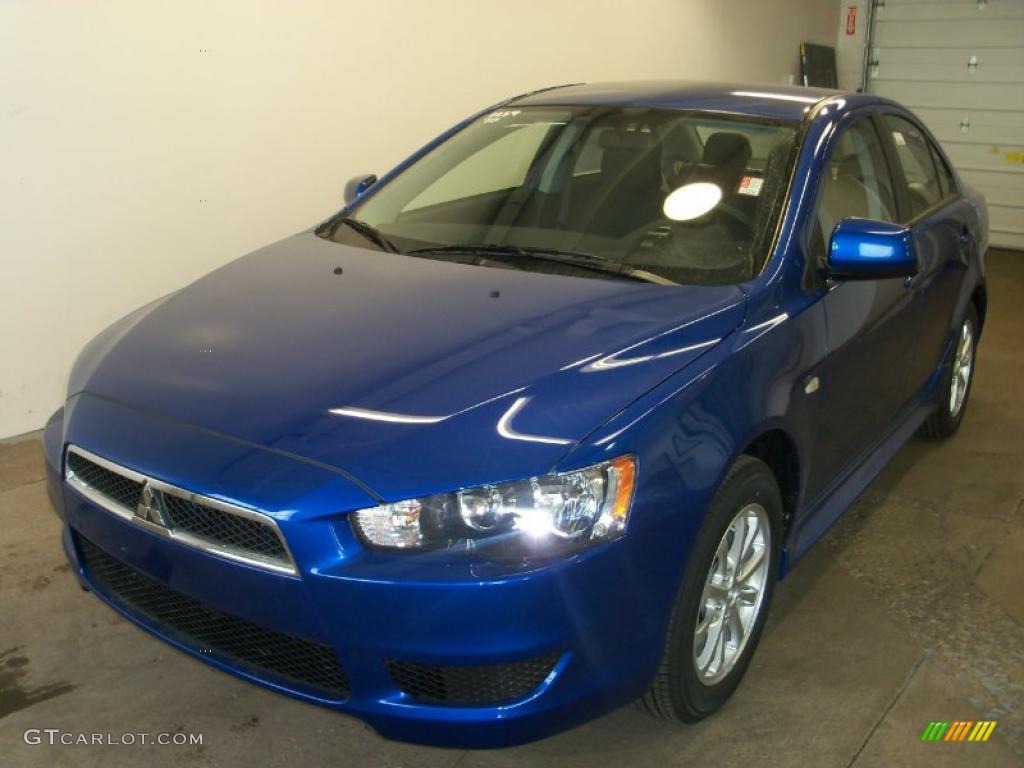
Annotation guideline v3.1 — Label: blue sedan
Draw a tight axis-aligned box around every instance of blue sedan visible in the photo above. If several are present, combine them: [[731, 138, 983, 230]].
[[44, 81, 987, 747]]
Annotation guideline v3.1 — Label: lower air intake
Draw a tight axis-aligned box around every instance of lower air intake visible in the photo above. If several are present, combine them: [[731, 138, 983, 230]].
[[78, 535, 349, 699], [386, 654, 560, 706]]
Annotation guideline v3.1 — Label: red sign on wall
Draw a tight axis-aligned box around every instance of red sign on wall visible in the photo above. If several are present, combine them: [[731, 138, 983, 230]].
[[846, 5, 857, 35]]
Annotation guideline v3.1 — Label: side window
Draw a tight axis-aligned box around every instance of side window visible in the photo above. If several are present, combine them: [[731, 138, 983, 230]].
[[812, 118, 898, 263], [884, 115, 944, 219]]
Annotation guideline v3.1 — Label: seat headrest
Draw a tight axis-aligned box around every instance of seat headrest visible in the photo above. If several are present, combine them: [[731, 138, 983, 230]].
[[675, 132, 754, 216], [701, 132, 753, 168]]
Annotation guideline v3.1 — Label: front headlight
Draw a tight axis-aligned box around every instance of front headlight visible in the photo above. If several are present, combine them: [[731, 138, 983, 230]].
[[351, 456, 636, 559]]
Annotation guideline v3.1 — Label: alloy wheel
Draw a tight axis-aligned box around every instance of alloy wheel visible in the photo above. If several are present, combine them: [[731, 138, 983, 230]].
[[949, 319, 974, 418], [693, 503, 771, 685]]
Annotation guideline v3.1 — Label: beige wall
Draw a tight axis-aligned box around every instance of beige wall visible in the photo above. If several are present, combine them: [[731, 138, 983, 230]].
[[0, 0, 839, 437]]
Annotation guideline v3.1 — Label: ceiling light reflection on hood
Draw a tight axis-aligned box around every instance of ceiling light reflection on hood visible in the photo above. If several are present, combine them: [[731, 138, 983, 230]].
[[328, 407, 448, 424], [496, 397, 573, 446], [663, 182, 722, 222]]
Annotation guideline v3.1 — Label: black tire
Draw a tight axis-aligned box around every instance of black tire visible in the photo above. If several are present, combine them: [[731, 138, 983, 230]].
[[919, 305, 978, 439], [639, 455, 783, 723]]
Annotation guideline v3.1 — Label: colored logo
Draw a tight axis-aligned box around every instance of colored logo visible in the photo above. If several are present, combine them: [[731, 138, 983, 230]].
[[921, 721, 997, 742]]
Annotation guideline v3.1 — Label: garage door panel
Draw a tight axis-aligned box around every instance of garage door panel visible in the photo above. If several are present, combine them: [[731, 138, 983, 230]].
[[871, 46, 1024, 71], [871, 81, 1024, 111], [987, 231, 1024, 249], [910, 109, 1024, 146], [873, 66, 1023, 84], [869, 44, 1024, 84], [957, 171, 1024, 244], [867, 1, 1021, 250], [958, 167, 1024, 195], [871, 56, 1024, 84], [989, 231, 1024, 249], [988, 206, 1024, 245], [873, 18, 1024, 48], [876, 0, 1024, 22], [989, 205, 1023, 230], [943, 143, 1024, 174], [957, 168, 1024, 205]]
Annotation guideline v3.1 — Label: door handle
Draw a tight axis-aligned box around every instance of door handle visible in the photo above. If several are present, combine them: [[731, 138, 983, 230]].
[[958, 224, 973, 264]]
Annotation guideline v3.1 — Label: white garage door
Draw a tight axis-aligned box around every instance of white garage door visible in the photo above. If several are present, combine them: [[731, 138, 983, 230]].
[[866, 0, 1024, 249]]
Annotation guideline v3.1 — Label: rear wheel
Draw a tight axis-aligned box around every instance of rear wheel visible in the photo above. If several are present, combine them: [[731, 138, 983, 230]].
[[920, 306, 978, 439], [639, 455, 782, 722]]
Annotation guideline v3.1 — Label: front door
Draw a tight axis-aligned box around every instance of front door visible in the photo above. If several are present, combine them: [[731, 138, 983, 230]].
[[805, 115, 922, 499]]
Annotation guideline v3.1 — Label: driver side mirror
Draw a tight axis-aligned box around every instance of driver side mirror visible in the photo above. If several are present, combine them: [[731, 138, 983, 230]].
[[827, 218, 917, 280], [344, 174, 378, 206]]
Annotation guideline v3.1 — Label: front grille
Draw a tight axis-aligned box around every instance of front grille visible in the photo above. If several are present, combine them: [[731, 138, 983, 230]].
[[66, 451, 144, 511], [66, 447, 294, 574], [386, 654, 560, 706], [162, 495, 288, 562], [78, 536, 349, 699]]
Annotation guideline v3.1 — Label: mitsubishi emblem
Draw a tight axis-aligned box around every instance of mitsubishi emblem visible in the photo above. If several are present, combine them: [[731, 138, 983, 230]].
[[136, 482, 168, 527]]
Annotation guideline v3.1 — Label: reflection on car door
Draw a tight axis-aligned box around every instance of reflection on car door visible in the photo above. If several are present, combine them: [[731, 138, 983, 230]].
[[881, 114, 971, 392], [804, 116, 922, 500]]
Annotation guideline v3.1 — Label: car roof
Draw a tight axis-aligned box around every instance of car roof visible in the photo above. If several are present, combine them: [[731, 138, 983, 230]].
[[511, 81, 867, 123]]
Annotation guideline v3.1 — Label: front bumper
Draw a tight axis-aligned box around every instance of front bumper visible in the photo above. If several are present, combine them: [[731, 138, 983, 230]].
[[45, 396, 687, 747]]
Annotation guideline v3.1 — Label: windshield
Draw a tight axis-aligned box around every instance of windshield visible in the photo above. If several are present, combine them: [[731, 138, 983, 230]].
[[318, 106, 800, 285]]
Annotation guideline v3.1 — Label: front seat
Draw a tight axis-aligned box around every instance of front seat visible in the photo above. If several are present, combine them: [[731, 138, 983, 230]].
[[587, 130, 664, 237], [685, 132, 752, 193], [678, 132, 753, 234]]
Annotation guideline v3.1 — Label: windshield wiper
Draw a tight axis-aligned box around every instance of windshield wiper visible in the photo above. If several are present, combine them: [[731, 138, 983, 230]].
[[406, 243, 522, 258], [405, 244, 676, 285], [517, 247, 678, 285], [334, 217, 399, 253]]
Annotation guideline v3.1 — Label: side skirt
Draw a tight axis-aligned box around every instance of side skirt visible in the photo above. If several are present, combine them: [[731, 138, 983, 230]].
[[780, 400, 933, 576], [778, 310, 964, 577]]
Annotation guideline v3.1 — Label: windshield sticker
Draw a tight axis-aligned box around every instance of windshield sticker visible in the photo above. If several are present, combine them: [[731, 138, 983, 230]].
[[483, 109, 522, 124], [892, 131, 906, 146], [737, 176, 764, 196]]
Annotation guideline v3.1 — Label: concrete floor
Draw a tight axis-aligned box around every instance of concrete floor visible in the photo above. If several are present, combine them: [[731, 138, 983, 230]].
[[2, 250, 1022, 768]]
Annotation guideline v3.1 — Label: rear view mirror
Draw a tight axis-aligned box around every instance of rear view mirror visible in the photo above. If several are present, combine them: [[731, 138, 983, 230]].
[[344, 174, 378, 206], [827, 218, 917, 280]]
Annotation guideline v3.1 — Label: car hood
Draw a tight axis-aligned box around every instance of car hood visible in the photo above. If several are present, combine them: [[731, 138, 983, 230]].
[[71, 233, 746, 501]]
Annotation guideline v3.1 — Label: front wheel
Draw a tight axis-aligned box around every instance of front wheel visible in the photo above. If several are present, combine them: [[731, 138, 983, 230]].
[[639, 455, 782, 722], [920, 306, 978, 439]]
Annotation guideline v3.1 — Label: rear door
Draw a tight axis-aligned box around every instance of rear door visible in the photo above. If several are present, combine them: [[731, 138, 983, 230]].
[[879, 113, 972, 392]]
